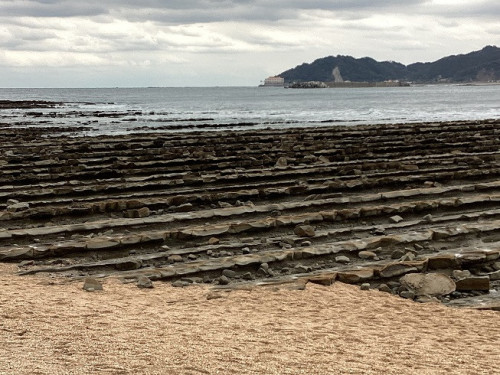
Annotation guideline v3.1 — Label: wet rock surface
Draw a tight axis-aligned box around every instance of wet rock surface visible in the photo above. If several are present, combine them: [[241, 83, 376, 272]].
[[1, 119, 500, 309]]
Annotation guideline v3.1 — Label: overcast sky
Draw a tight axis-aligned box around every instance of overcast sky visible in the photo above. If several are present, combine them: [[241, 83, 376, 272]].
[[0, 0, 498, 87]]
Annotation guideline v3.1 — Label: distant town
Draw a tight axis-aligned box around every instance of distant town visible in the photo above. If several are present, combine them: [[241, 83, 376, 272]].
[[261, 45, 499, 88]]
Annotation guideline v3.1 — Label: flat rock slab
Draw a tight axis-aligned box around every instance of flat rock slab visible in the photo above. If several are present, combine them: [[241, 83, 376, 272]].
[[400, 273, 456, 297]]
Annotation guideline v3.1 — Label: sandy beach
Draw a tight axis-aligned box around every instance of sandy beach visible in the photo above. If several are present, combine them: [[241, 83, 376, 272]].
[[1, 263, 499, 375]]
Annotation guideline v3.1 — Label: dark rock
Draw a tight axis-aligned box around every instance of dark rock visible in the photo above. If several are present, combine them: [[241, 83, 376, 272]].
[[19, 260, 35, 267], [83, 278, 103, 292], [293, 264, 311, 273], [172, 280, 189, 288], [308, 274, 335, 286], [391, 249, 406, 259], [241, 272, 254, 280], [294, 225, 316, 238], [390, 215, 404, 223], [379, 263, 418, 278], [222, 269, 237, 278], [335, 255, 350, 264], [7, 202, 30, 212], [377, 284, 392, 293], [416, 295, 440, 303], [168, 255, 183, 263], [115, 259, 142, 271], [136, 276, 153, 288], [455, 276, 490, 291], [338, 269, 374, 284], [218, 275, 230, 285], [399, 290, 415, 299], [360, 283, 370, 291], [427, 254, 459, 270], [206, 292, 226, 300]]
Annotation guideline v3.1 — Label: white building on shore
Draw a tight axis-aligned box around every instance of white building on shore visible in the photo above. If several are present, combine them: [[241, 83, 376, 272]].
[[260, 76, 285, 87]]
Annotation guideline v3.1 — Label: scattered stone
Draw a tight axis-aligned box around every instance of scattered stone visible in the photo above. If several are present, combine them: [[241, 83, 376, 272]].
[[7, 199, 19, 205], [488, 270, 500, 281], [301, 241, 312, 247], [399, 290, 415, 299], [338, 269, 374, 284], [391, 249, 406, 259], [360, 283, 371, 291], [455, 276, 490, 291], [358, 251, 377, 260], [172, 280, 189, 288], [136, 276, 153, 289], [222, 269, 237, 278], [413, 243, 424, 251], [187, 254, 198, 260], [335, 255, 350, 264], [206, 292, 226, 300], [7, 202, 30, 212], [308, 274, 336, 286], [19, 260, 35, 267], [416, 295, 440, 304], [168, 255, 183, 263], [218, 201, 232, 208], [83, 278, 103, 292], [294, 264, 311, 273], [218, 275, 230, 285], [115, 259, 142, 271], [427, 254, 459, 269], [390, 215, 404, 223], [400, 273, 456, 297], [208, 237, 220, 245], [379, 263, 418, 278], [452, 270, 471, 280], [377, 284, 392, 293], [400, 252, 416, 262], [241, 272, 254, 280], [294, 225, 316, 238], [423, 214, 433, 222], [242, 247, 251, 254], [275, 157, 288, 167]]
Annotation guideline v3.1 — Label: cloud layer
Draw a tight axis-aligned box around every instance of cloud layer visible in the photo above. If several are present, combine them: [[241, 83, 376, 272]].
[[0, 0, 498, 86]]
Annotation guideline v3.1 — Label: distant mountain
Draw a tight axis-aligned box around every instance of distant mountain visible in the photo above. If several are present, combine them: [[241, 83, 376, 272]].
[[278, 46, 500, 83]]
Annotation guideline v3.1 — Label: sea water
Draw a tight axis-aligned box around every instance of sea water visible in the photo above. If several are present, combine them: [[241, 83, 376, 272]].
[[0, 85, 499, 136]]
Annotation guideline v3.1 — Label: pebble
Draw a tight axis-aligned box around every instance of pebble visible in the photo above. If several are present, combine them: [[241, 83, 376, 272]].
[[83, 277, 103, 292], [400, 290, 415, 299], [136, 276, 154, 289], [390, 215, 404, 223], [377, 284, 392, 293], [172, 280, 189, 288], [222, 269, 237, 278], [360, 283, 370, 290], [208, 237, 220, 245], [218, 275, 230, 285], [335, 255, 350, 264]]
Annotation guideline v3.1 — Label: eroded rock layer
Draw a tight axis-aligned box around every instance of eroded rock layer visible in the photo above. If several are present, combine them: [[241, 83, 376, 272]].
[[1, 119, 500, 309]]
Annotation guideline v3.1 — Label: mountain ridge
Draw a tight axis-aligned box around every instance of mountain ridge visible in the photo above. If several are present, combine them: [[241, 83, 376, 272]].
[[279, 46, 500, 83]]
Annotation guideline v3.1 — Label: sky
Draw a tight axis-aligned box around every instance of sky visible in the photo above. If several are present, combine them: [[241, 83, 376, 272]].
[[0, 0, 499, 87]]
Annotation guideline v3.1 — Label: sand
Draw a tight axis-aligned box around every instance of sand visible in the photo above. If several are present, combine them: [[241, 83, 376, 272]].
[[0, 264, 499, 375]]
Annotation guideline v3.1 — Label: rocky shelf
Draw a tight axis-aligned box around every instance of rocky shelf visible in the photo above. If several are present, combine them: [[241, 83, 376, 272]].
[[1, 119, 500, 310]]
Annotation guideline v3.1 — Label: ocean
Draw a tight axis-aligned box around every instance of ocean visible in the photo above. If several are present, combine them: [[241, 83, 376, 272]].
[[0, 85, 499, 136]]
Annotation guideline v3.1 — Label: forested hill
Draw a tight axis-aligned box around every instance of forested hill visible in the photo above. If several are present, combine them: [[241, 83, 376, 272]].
[[278, 46, 500, 83]]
